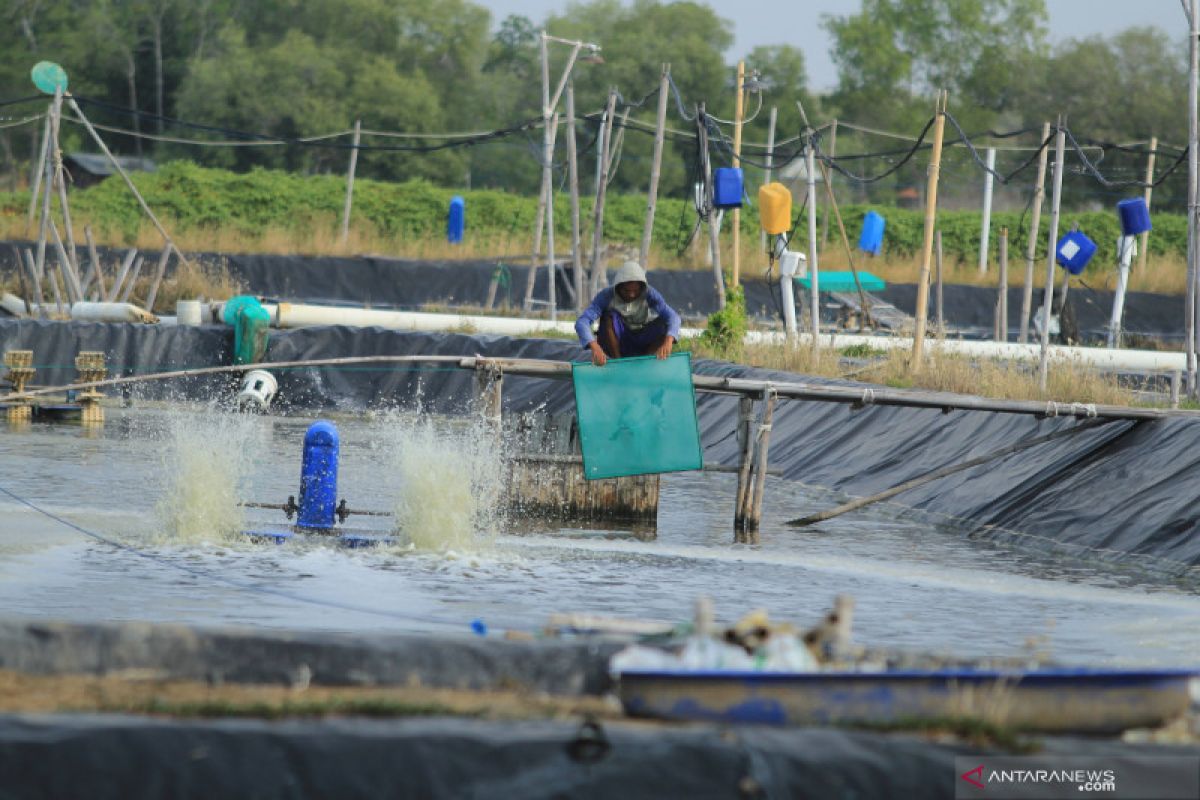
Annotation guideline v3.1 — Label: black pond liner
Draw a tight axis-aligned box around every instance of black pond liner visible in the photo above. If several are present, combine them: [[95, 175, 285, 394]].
[[2, 317, 1199, 579]]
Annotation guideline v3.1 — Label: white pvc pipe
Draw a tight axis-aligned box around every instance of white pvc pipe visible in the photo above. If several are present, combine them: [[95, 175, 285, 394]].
[[69, 302, 159, 324], [256, 302, 1186, 374]]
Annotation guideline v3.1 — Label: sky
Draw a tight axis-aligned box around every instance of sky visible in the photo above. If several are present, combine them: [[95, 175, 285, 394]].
[[479, 0, 1188, 90]]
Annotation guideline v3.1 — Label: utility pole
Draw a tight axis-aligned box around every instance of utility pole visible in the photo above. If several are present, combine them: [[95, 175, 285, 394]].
[[1189, 0, 1199, 395], [805, 131, 820, 350], [340, 119, 361, 246], [1138, 136, 1157, 273], [639, 64, 670, 268], [1019, 122, 1051, 344], [566, 82, 583, 312], [760, 106, 777, 253], [731, 60, 745, 288], [979, 147, 996, 274], [1038, 118, 1067, 392]]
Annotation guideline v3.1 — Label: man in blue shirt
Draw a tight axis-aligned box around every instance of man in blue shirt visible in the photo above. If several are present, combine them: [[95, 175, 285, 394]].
[[575, 260, 682, 366]]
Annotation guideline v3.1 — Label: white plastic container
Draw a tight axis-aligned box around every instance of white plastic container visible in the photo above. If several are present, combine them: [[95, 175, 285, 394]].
[[176, 299, 203, 326]]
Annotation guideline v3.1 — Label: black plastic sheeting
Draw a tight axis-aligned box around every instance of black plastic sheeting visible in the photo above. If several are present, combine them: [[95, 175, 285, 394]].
[[3, 319, 1200, 575], [0, 713, 1000, 800], [1, 242, 1181, 340]]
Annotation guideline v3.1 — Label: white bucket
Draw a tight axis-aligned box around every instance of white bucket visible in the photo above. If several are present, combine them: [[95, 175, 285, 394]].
[[176, 300, 203, 326], [780, 250, 807, 278]]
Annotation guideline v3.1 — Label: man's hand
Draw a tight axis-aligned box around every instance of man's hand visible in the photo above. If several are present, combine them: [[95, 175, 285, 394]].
[[655, 335, 675, 360], [589, 341, 608, 367]]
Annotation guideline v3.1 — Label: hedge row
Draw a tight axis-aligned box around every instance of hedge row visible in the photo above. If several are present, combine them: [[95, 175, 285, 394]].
[[0, 161, 1185, 271]]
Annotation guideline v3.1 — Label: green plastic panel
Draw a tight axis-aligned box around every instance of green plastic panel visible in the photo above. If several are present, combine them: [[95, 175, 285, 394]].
[[796, 270, 886, 292], [572, 352, 703, 480]]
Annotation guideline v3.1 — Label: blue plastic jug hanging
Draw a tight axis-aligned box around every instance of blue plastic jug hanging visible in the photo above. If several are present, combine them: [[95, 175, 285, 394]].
[[858, 211, 885, 256], [1056, 231, 1097, 275]]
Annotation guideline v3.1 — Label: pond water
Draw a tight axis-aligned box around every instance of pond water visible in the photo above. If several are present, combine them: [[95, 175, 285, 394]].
[[1, 407, 1198, 668]]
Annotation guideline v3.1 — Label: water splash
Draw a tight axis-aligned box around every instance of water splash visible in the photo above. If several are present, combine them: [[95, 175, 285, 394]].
[[154, 408, 263, 544], [383, 412, 504, 552]]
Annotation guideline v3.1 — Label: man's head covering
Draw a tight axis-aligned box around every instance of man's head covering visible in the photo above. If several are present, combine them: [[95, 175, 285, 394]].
[[612, 259, 647, 287]]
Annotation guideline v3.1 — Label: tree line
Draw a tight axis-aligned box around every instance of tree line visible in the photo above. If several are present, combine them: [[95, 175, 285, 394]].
[[0, 0, 1190, 210]]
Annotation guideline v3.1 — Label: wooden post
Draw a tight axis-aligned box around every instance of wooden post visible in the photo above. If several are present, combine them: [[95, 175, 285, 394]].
[[997, 227, 1009, 342], [525, 34, 554, 313], [733, 395, 756, 538], [978, 147, 996, 274], [145, 244, 174, 311], [52, 148, 79, 279], [821, 120, 837, 247], [1020, 122, 1052, 344], [66, 97, 191, 271], [731, 60, 745, 288], [25, 112, 49, 236], [84, 226, 105, 301], [934, 229, 944, 337], [340, 119, 361, 246], [640, 65, 671, 270], [566, 82, 583, 312], [1138, 136, 1157, 273], [588, 90, 619, 297], [1189, 0, 1199, 396], [523, 168, 548, 311], [911, 91, 947, 366], [20, 249, 45, 318], [746, 388, 777, 539], [760, 106, 777, 253], [473, 361, 503, 441], [1039, 119, 1067, 391]]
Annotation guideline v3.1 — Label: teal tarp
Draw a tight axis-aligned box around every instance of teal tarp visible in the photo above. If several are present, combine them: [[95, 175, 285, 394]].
[[571, 353, 703, 480], [796, 271, 886, 292]]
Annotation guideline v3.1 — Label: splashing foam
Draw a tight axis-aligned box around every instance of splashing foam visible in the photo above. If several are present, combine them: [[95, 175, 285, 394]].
[[386, 413, 504, 552], [155, 409, 260, 544]]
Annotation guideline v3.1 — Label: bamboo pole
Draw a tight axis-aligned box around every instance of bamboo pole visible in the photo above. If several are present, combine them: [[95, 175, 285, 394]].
[[1020, 122, 1052, 344], [145, 244, 174, 311], [33, 88, 64, 298], [119, 256, 145, 303], [48, 217, 82, 303], [546, 113, 560, 323], [65, 97, 191, 271], [566, 82, 583, 312], [588, 90, 619, 297], [698, 103, 725, 310], [108, 249, 138, 303], [806, 135, 820, 351], [9, 246, 31, 314], [1039, 118, 1067, 391], [47, 263, 64, 315], [935, 229, 944, 337], [20, 249, 45, 319], [821, 120, 837, 247], [339, 119, 361, 245], [978, 147, 996, 274], [640, 65, 671, 269], [997, 228, 1009, 342], [731, 60, 745, 288], [1138, 136, 1157, 273], [786, 419, 1113, 527], [25, 112, 49, 236], [53, 147, 79, 278], [84, 226, 105, 301], [911, 91, 948, 366]]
